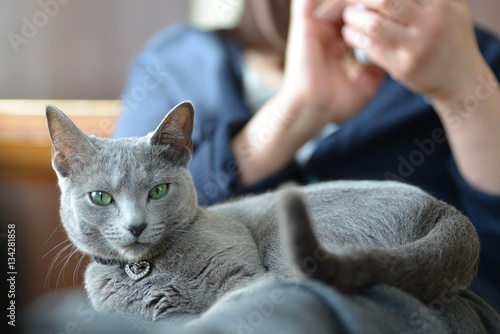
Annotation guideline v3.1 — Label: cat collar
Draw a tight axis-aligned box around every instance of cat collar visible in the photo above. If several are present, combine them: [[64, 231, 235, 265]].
[[92, 256, 152, 281]]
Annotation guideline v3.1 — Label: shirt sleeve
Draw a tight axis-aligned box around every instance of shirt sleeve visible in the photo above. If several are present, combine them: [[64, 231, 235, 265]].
[[191, 116, 304, 206]]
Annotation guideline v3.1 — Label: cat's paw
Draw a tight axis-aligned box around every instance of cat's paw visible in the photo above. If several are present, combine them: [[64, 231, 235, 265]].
[[143, 286, 185, 320], [145, 293, 173, 320]]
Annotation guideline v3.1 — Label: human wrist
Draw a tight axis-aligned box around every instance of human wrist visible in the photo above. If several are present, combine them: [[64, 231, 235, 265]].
[[430, 61, 500, 194], [233, 95, 310, 161], [231, 93, 322, 185], [432, 63, 498, 126], [429, 57, 492, 112]]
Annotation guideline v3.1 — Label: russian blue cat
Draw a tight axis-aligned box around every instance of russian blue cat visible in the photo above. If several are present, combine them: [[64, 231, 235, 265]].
[[46, 102, 479, 323]]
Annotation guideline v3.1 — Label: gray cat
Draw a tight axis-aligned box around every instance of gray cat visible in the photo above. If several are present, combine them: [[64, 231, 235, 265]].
[[46, 101, 479, 323]]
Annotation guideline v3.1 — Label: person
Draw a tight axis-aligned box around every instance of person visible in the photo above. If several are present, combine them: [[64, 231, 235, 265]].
[[115, 0, 500, 312]]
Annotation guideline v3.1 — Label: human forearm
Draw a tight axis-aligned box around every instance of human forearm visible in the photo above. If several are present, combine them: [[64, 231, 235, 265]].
[[432, 61, 500, 194], [231, 93, 324, 186]]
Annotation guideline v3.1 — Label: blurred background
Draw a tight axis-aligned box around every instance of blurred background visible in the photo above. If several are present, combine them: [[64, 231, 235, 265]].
[[0, 0, 499, 327], [2, 0, 499, 100]]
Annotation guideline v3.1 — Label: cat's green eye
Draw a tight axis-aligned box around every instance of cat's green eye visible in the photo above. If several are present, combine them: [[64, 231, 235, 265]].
[[90, 191, 113, 205], [149, 183, 169, 199]]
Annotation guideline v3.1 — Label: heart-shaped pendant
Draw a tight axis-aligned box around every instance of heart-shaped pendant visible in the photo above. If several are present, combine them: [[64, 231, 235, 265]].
[[124, 261, 151, 281]]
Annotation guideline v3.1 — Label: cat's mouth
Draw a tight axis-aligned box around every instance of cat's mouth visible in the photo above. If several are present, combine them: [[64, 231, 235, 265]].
[[119, 241, 152, 261]]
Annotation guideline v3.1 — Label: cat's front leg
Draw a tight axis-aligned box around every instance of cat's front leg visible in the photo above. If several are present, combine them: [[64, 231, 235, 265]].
[[84, 264, 197, 322], [141, 284, 200, 321]]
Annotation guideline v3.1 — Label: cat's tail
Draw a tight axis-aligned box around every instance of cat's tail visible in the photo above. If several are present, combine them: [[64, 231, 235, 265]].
[[276, 187, 345, 283], [276, 187, 480, 303]]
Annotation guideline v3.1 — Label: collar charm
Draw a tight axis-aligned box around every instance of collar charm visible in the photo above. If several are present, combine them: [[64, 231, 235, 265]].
[[124, 261, 151, 280]]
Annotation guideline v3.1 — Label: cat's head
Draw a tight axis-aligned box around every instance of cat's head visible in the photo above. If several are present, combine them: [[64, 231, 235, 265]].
[[46, 102, 198, 262]]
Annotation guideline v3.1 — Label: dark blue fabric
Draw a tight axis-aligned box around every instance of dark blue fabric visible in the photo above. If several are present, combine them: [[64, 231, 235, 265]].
[[22, 282, 500, 334], [115, 24, 500, 312]]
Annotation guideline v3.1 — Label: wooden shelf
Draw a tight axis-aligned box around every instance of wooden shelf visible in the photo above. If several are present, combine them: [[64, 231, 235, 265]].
[[0, 99, 120, 180]]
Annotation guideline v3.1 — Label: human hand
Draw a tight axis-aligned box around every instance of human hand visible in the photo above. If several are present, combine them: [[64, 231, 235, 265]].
[[232, 0, 386, 186], [278, 0, 385, 128], [341, 0, 486, 103]]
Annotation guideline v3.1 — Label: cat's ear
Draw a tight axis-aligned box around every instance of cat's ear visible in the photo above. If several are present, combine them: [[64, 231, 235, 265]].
[[150, 101, 194, 155], [46, 105, 94, 177]]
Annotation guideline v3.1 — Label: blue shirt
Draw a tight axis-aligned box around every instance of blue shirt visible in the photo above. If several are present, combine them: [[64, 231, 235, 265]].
[[115, 24, 500, 311]]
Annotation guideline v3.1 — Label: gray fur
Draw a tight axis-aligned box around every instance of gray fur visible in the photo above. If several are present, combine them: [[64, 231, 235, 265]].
[[46, 102, 480, 323]]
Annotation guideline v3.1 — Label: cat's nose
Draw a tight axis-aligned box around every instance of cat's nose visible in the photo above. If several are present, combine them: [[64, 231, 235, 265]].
[[127, 223, 147, 238]]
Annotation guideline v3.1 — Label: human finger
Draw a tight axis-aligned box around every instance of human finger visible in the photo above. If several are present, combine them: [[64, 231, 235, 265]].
[[315, 0, 346, 23], [345, 0, 420, 25], [291, 0, 318, 20], [341, 24, 401, 71], [343, 4, 409, 45]]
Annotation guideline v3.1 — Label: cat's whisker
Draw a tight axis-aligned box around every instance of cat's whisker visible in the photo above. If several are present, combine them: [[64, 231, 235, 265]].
[[43, 223, 64, 246], [55, 245, 79, 290], [44, 240, 73, 290], [52, 242, 76, 269], [73, 253, 87, 286], [43, 238, 72, 259]]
